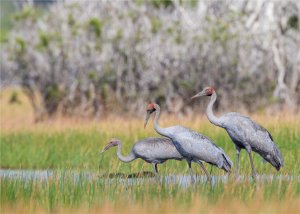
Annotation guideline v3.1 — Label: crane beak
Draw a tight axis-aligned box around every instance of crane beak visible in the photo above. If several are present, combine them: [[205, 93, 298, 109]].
[[190, 91, 205, 100], [99, 144, 110, 155], [98, 149, 105, 155], [144, 110, 151, 128]]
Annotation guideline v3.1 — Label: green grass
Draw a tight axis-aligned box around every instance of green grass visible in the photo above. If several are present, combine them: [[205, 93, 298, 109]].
[[0, 117, 299, 213], [1, 122, 299, 175], [1, 170, 299, 213]]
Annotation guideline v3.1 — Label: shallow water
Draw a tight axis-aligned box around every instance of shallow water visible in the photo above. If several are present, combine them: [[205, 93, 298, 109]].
[[0, 169, 298, 187]]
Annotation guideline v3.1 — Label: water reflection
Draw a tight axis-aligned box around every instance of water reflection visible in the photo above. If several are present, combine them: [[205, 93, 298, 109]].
[[0, 169, 298, 187]]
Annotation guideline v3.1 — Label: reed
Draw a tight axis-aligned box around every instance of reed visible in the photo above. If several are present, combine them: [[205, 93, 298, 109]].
[[1, 89, 299, 213]]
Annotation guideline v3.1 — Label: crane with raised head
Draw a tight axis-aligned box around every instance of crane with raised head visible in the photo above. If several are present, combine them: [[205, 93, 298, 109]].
[[100, 138, 183, 176], [144, 103, 232, 184], [191, 86, 284, 179]]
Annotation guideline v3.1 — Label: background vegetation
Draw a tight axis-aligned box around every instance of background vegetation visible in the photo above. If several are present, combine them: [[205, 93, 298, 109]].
[[1, 1, 299, 213], [1, 0, 299, 121]]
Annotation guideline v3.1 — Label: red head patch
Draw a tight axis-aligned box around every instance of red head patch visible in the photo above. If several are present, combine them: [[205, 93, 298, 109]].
[[205, 87, 215, 96], [148, 102, 155, 109]]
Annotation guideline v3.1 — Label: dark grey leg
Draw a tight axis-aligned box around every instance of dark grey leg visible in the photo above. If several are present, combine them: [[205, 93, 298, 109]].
[[188, 160, 195, 184], [152, 163, 159, 176], [246, 148, 257, 179], [197, 161, 211, 183], [152, 163, 161, 183], [235, 147, 241, 178]]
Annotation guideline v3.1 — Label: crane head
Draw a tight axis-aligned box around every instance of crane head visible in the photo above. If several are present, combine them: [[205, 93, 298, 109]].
[[191, 86, 215, 100], [100, 139, 120, 154], [144, 102, 156, 128]]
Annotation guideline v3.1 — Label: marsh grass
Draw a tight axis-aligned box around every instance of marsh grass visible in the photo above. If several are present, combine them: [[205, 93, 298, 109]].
[[1, 173, 299, 213], [0, 88, 300, 213], [1, 119, 299, 175]]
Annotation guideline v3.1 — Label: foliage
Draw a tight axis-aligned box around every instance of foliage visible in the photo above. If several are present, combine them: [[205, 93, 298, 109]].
[[1, 1, 299, 119], [288, 14, 298, 30], [1, 117, 299, 174], [0, 116, 299, 213], [88, 17, 103, 38], [0, 87, 299, 213], [1, 174, 299, 213], [9, 91, 21, 104], [0, 0, 15, 42]]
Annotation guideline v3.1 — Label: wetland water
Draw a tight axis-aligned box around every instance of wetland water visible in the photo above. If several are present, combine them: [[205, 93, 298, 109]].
[[0, 169, 298, 187]]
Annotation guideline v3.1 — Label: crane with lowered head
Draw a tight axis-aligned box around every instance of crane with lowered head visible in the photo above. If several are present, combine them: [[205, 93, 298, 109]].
[[101, 138, 184, 176]]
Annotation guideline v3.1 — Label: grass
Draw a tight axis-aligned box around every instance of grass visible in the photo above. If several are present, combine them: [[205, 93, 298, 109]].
[[1, 175, 299, 213], [0, 88, 300, 213], [1, 121, 299, 175]]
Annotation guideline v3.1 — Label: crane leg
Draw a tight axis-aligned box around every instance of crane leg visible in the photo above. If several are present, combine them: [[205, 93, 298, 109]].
[[235, 147, 241, 179], [246, 149, 257, 180], [197, 161, 211, 184], [188, 160, 195, 184], [155, 163, 158, 174], [152, 163, 159, 176], [152, 163, 161, 183]]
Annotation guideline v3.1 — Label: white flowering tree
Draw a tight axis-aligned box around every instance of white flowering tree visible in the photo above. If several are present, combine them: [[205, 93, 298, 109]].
[[1, 0, 299, 120]]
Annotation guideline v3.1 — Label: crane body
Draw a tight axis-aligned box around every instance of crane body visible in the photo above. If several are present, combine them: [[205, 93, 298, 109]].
[[144, 103, 232, 183], [101, 138, 183, 175], [191, 87, 284, 178]]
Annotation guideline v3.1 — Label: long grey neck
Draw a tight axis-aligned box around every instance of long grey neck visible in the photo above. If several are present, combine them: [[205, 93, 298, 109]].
[[116, 141, 136, 163], [153, 105, 171, 138], [206, 92, 223, 127]]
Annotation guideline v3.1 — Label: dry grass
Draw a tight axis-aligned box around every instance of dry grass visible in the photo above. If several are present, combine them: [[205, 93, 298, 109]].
[[1, 87, 300, 214], [1, 87, 299, 134], [2, 197, 300, 214]]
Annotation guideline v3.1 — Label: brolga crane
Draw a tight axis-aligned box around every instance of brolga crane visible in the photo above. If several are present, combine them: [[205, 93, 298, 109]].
[[100, 138, 183, 176], [144, 103, 232, 184], [191, 87, 284, 179]]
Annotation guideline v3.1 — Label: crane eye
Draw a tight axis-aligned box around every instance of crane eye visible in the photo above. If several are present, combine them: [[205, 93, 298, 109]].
[[204, 89, 213, 96]]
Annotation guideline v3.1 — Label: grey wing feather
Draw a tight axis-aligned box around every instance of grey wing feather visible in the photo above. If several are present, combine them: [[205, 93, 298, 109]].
[[132, 138, 183, 163], [222, 112, 283, 170], [167, 126, 232, 172]]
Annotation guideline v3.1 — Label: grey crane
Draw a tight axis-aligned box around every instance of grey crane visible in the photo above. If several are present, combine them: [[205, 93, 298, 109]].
[[191, 87, 284, 179], [100, 138, 183, 176], [144, 103, 232, 183]]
